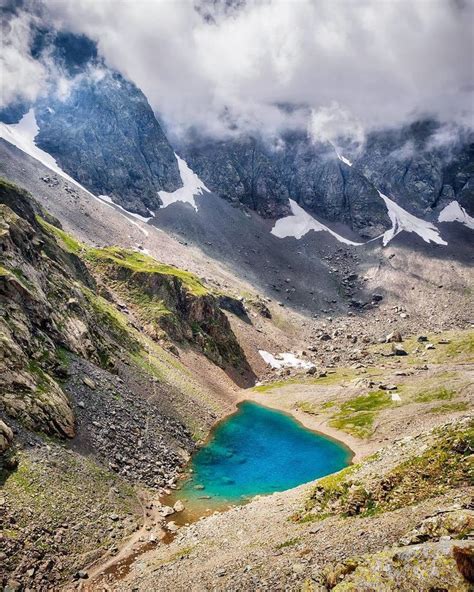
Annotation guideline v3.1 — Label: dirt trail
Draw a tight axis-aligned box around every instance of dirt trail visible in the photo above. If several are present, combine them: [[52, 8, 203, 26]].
[[71, 490, 167, 591]]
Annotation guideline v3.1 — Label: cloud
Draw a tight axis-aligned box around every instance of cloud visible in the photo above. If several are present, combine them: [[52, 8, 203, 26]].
[[0, 10, 47, 107], [309, 102, 365, 148], [6, 0, 474, 138]]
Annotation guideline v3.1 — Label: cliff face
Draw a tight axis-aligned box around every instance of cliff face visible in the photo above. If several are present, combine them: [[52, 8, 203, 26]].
[[0, 31, 182, 218], [0, 178, 252, 453], [354, 121, 474, 217], [181, 132, 391, 238], [0, 180, 101, 440], [2, 30, 472, 235], [35, 69, 182, 217], [182, 125, 474, 237], [85, 247, 253, 376]]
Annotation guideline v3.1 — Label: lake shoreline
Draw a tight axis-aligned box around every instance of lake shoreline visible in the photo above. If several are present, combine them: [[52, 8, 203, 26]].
[[242, 392, 377, 464], [167, 399, 352, 515]]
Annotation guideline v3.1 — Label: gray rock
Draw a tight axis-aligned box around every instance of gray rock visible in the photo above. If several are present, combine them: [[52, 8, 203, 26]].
[[160, 505, 175, 517]]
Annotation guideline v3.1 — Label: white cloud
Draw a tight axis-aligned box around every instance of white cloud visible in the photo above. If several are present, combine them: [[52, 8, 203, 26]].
[[8, 0, 474, 138], [0, 12, 47, 107], [309, 102, 365, 147]]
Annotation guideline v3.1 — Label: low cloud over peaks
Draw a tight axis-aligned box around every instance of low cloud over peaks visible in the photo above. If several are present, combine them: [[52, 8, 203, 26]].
[[4, 0, 474, 139]]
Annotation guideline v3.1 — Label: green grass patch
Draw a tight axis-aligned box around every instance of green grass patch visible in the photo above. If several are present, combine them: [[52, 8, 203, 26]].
[[302, 422, 473, 521], [321, 401, 336, 409], [428, 401, 469, 414], [131, 350, 165, 382], [414, 387, 456, 403], [276, 537, 301, 549], [253, 380, 287, 393], [295, 401, 318, 414], [81, 286, 138, 350], [253, 368, 358, 394], [85, 247, 208, 296], [36, 215, 84, 254], [328, 390, 392, 438], [304, 465, 358, 514], [443, 332, 474, 360]]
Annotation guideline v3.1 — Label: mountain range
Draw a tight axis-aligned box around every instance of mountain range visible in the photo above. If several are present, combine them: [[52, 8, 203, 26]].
[[0, 25, 473, 592]]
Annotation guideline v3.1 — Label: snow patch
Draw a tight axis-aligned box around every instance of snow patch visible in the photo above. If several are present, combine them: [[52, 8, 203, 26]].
[[336, 151, 353, 167], [271, 199, 362, 245], [258, 350, 315, 370], [0, 110, 152, 236], [98, 195, 153, 223], [391, 392, 401, 402], [379, 192, 447, 246], [438, 201, 474, 230], [158, 154, 209, 211], [0, 109, 82, 186]]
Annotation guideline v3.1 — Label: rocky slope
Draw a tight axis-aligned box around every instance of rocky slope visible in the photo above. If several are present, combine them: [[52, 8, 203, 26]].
[[116, 417, 473, 592], [0, 178, 254, 590]]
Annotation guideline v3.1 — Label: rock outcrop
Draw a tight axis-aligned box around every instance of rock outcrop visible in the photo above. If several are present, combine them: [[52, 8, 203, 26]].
[[181, 131, 391, 237], [23, 31, 182, 218], [35, 68, 182, 218], [86, 247, 253, 376], [0, 177, 251, 447], [354, 120, 474, 217]]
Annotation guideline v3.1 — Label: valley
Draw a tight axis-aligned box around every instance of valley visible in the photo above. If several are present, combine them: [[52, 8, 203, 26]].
[[0, 168, 472, 591], [0, 14, 473, 592]]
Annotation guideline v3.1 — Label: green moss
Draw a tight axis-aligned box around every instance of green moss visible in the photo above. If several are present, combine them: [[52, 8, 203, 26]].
[[36, 215, 84, 254], [303, 422, 473, 521], [27, 361, 51, 394], [428, 401, 469, 414], [81, 286, 138, 350], [55, 346, 71, 368], [0, 264, 35, 293], [414, 387, 456, 403], [85, 247, 208, 296], [276, 537, 301, 549], [0, 176, 23, 193], [328, 391, 392, 438]]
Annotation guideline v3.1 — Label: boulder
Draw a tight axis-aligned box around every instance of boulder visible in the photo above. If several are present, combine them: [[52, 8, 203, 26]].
[[386, 332, 403, 343], [160, 505, 175, 517], [392, 345, 408, 356], [82, 376, 96, 390], [0, 420, 14, 454]]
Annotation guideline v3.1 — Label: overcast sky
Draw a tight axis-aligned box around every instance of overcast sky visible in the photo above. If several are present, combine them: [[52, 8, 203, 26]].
[[3, 0, 474, 141]]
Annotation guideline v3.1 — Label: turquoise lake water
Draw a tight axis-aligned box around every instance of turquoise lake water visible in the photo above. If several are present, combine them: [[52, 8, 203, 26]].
[[177, 401, 352, 507]]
